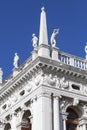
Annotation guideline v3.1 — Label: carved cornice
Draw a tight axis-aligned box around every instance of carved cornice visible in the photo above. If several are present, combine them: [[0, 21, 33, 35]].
[[0, 56, 87, 106]]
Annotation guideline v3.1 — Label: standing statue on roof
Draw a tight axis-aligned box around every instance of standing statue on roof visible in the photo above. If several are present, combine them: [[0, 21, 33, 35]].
[[50, 29, 59, 47], [85, 43, 87, 60], [13, 53, 19, 69], [0, 68, 3, 84], [32, 34, 38, 50]]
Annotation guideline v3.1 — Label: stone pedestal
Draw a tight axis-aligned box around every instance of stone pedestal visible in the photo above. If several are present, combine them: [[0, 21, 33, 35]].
[[52, 46, 59, 61], [32, 49, 38, 61], [38, 44, 50, 58], [13, 68, 20, 77]]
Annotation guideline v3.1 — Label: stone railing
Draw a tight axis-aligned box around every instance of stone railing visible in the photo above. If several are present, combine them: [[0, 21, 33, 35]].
[[58, 51, 86, 70]]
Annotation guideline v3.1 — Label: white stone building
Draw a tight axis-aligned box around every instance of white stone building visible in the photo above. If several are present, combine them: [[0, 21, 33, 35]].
[[0, 7, 87, 130]]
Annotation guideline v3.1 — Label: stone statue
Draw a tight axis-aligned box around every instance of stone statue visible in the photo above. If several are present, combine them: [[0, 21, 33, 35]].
[[35, 73, 44, 86], [50, 29, 59, 47], [44, 74, 56, 86], [60, 77, 69, 89], [83, 105, 87, 117], [0, 68, 3, 84], [13, 53, 19, 69], [54, 75, 60, 88], [32, 34, 38, 49], [85, 43, 87, 60]]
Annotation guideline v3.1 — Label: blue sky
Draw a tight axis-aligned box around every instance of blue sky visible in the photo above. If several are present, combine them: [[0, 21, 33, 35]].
[[0, 0, 87, 79]]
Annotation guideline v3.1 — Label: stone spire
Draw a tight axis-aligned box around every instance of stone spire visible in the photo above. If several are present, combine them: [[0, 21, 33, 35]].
[[39, 7, 48, 45]]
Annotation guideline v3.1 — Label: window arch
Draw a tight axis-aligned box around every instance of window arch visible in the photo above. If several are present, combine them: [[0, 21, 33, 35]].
[[4, 123, 11, 130], [21, 110, 32, 130], [66, 107, 79, 130]]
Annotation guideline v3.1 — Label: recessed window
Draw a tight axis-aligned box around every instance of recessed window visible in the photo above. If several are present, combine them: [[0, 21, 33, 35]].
[[72, 84, 80, 90], [2, 104, 7, 109], [20, 90, 25, 96], [25, 100, 31, 106]]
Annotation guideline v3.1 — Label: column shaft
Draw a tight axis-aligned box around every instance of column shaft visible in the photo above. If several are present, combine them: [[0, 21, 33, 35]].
[[11, 113, 17, 130], [83, 124, 86, 130], [63, 119, 66, 130], [53, 96, 60, 130], [32, 93, 52, 130], [0, 126, 4, 130]]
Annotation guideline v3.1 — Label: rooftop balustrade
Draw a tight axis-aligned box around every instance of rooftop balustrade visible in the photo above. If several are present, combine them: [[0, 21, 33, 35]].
[[58, 51, 86, 70]]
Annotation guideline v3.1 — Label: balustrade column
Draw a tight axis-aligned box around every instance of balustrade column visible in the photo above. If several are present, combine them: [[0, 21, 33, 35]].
[[53, 96, 60, 130], [70, 57, 74, 66]]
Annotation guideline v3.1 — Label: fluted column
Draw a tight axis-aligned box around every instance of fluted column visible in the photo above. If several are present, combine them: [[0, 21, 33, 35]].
[[53, 96, 60, 130]]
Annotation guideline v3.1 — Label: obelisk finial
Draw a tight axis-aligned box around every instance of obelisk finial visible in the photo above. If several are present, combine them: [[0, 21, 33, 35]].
[[39, 6, 48, 45]]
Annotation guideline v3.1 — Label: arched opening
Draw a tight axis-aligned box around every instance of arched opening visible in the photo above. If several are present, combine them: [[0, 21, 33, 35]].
[[4, 123, 11, 130], [21, 110, 32, 130], [66, 107, 79, 130]]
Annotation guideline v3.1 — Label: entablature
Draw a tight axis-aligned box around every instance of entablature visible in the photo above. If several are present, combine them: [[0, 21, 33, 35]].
[[0, 56, 87, 97]]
